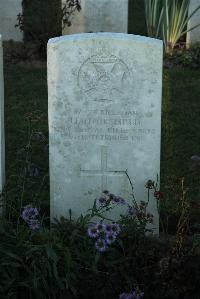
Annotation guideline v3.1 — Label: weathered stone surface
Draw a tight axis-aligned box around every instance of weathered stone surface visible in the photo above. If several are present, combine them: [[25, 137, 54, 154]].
[[0, 0, 23, 41], [187, 0, 200, 45], [48, 33, 163, 232], [0, 35, 5, 198], [62, 0, 128, 35]]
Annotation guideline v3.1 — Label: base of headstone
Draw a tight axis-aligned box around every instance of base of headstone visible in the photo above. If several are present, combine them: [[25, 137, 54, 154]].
[[186, 0, 200, 46]]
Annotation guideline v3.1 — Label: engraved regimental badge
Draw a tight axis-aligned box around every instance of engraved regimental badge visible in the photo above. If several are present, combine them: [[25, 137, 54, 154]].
[[78, 51, 130, 102]]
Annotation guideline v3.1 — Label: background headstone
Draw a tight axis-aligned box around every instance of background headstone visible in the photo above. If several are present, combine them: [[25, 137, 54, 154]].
[[0, 35, 5, 201], [48, 33, 163, 232], [0, 0, 23, 41], [187, 0, 200, 45], [62, 0, 128, 35]]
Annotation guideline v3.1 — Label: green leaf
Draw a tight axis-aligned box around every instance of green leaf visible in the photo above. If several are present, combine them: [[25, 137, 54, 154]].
[[45, 245, 59, 263]]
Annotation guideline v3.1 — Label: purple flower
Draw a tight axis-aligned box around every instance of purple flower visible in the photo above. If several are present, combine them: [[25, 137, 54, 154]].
[[133, 290, 144, 299], [98, 192, 110, 206], [104, 223, 120, 236], [98, 196, 107, 205], [21, 207, 39, 222], [95, 222, 106, 233], [119, 293, 134, 299], [111, 196, 126, 205], [104, 224, 112, 234], [87, 225, 99, 238], [28, 219, 40, 230], [110, 223, 121, 235], [21, 206, 40, 231], [191, 155, 200, 162], [95, 238, 107, 252], [119, 290, 144, 299], [28, 164, 39, 177], [105, 232, 116, 245]]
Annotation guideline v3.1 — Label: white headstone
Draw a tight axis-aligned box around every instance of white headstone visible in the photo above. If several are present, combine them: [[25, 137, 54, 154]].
[[62, 0, 128, 35], [187, 0, 200, 45], [0, 35, 5, 199], [0, 0, 23, 41], [48, 33, 163, 232]]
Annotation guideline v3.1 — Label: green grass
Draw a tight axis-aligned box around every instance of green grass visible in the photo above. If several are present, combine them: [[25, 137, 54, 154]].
[[161, 70, 200, 228], [3, 63, 200, 221], [5, 64, 48, 160], [4, 64, 49, 218], [162, 70, 200, 177]]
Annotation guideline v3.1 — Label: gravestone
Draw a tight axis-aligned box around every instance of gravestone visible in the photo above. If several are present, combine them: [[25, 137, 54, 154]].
[[48, 33, 163, 232], [0, 0, 23, 41], [187, 0, 200, 45], [62, 0, 128, 35], [0, 35, 5, 202]]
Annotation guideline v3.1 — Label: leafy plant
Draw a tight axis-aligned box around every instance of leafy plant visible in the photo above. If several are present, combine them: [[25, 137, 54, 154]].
[[162, 0, 200, 53], [164, 42, 200, 68], [144, 0, 200, 53], [144, 0, 164, 38], [0, 189, 199, 298], [62, 0, 81, 29]]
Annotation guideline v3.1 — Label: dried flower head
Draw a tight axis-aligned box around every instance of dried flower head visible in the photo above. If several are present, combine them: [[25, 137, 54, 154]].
[[145, 180, 155, 189], [147, 213, 154, 224], [154, 191, 164, 200], [102, 190, 109, 195]]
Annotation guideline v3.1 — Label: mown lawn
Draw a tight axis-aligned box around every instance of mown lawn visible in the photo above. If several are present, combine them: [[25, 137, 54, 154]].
[[3, 63, 200, 221]]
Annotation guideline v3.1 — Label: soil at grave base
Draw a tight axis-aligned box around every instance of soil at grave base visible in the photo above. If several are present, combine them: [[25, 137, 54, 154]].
[[3, 41, 46, 68]]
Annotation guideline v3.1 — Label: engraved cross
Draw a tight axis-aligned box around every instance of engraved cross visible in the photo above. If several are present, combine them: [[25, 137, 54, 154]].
[[80, 146, 126, 191]]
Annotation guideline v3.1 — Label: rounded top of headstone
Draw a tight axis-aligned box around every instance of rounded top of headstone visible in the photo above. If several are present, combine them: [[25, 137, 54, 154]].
[[48, 32, 163, 47]]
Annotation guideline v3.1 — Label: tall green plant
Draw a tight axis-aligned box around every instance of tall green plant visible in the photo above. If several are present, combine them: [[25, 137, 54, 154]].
[[144, 0, 200, 53], [162, 0, 200, 53], [144, 0, 163, 38]]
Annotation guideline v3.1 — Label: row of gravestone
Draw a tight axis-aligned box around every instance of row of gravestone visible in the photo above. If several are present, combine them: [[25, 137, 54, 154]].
[[1, 32, 163, 233], [0, 0, 200, 45]]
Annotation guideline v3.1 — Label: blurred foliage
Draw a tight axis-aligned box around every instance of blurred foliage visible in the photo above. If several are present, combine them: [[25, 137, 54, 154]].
[[164, 42, 200, 69], [16, 0, 81, 58]]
